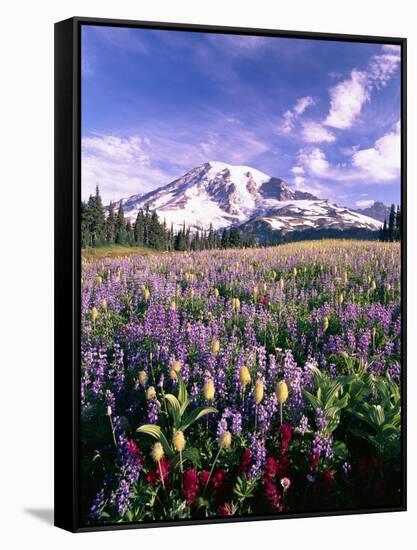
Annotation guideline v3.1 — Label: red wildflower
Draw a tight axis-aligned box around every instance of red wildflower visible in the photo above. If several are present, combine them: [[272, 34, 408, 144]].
[[280, 423, 293, 454], [217, 502, 234, 517], [127, 439, 144, 467], [323, 470, 334, 482], [211, 469, 225, 492], [146, 469, 158, 486], [276, 455, 290, 478], [263, 478, 281, 510], [240, 450, 252, 474], [159, 457, 170, 478], [262, 294, 268, 306], [199, 469, 210, 488], [264, 456, 278, 479], [146, 456, 170, 486], [183, 469, 199, 504], [310, 453, 320, 470]]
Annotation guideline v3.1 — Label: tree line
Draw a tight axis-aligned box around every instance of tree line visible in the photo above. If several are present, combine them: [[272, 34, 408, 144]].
[[379, 204, 401, 242], [81, 186, 255, 251]]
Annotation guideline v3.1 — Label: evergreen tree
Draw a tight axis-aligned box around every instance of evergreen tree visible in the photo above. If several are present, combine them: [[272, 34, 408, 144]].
[[115, 201, 127, 245], [388, 203, 396, 242], [229, 227, 241, 248], [126, 220, 135, 246], [208, 223, 214, 249], [134, 211, 145, 246], [221, 228, 230, 248], [143, 207, 151, 247], [148, 211, 164, 249], [381, 218, 388, 242], [106, 201, 116, 244], [89, 186, 106, 246], [395, 205, 401, 241], [174, 227, 186, 251]]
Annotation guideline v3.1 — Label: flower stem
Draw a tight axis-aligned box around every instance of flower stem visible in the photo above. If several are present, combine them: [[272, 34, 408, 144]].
[[108, 414, 117, 448], [158, 461, 166, 490], [280, 402, 283, 425], [179, 449, 183, 493], [204, 447, 221, 493]]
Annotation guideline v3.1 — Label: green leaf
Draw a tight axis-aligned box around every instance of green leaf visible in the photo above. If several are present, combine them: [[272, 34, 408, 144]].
[[302, 388, 321, 409], [177, 373, 188, 408], [307, 364, 324, 382], [170, 447, 202, 469], [180, 406, 218, 431], [333, 440, 349, 460], [136, 424, 174, 458], [164, 394, 181, 427], [323, 381, 343, 409], [136, 424, 162, 439], [369, 404, 385, 427]]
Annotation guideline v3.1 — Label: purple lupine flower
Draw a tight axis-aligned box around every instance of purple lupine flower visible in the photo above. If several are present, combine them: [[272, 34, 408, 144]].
[[299, 414, 309, 435], [247, 432, 266, 479]]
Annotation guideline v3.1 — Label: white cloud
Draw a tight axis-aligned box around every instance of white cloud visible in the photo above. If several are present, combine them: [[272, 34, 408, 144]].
[[297, 147, 330, 176], [280, 111, 295, 134], [82, 123, 272, 204], [82, 134, 173, 204], [368, 50, 401, 87], [82, 135, 150, 163], [295, 121, 400, 185], [324, 69, 369, 129], [301, 121, 336, 143], [352, 124, 400, 181], [294, 96, 315, 116], [294, 175, 306, 186], [382, 44, 401, 53], [291, 166, 304, 175], [278, 96, 314, 133], [323, 45, 400, 131], [355, 199, 374, 209]]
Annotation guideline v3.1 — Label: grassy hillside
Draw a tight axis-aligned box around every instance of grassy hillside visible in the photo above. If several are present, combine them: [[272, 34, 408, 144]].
[[82, 245, 155, 261]]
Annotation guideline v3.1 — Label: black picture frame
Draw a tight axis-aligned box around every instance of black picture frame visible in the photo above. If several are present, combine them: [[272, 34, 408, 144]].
[[54, 16, 407, 533]]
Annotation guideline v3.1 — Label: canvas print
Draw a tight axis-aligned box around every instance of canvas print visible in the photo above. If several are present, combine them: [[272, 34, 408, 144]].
[[80, 25, 403, 526]]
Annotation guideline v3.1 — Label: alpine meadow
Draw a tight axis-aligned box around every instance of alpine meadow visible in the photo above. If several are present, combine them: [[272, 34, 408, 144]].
[[80, 24, 403, 525]]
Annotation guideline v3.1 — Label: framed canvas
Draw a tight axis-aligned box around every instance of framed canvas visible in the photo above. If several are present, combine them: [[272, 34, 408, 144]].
[[54, 16, 407, 532]]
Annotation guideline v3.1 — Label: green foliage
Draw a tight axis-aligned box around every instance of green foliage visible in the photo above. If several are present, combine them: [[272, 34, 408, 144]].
[[136, 374, 218, 469], [303, 356, 401, 463]]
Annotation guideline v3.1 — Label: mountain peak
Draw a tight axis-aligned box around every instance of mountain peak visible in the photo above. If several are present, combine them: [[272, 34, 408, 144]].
[[107, 161, 381, 237]]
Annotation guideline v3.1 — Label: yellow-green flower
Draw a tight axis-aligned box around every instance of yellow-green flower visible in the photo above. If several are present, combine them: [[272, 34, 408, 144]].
[[219, 431, 232, 450], [91, 307, 99, 322], [138, 370, 148, 386], [212, 339, 220, 355], [239, 366, 251, 386], [203, 378, 215, 401], [254, 379, 264, 405], [173, 430, 186, 452], [276, 380, 289, 404], [151, 442, 164, 463], [146, 386, 156, 400]]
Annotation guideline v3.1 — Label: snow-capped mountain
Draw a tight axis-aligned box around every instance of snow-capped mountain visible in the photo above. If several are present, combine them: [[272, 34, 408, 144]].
[[353, 201, 390, 223], [113, 161, 381, 238]]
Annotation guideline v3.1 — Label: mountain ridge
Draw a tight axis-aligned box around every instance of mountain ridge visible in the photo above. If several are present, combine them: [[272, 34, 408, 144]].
[[107, 161, 382, 241]]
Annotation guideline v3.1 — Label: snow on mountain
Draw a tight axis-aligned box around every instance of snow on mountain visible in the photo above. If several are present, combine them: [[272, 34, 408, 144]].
[[353, 201, 390, 223], [112, 161, 382, 237], [240, 199, 382, 237]]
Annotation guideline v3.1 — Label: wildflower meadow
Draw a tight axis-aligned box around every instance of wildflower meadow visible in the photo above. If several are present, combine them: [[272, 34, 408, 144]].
[[81, 240, 402, 524]]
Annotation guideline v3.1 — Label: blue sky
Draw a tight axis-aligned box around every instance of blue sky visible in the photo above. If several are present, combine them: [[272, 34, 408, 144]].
[[81, 25, 401, 208]]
